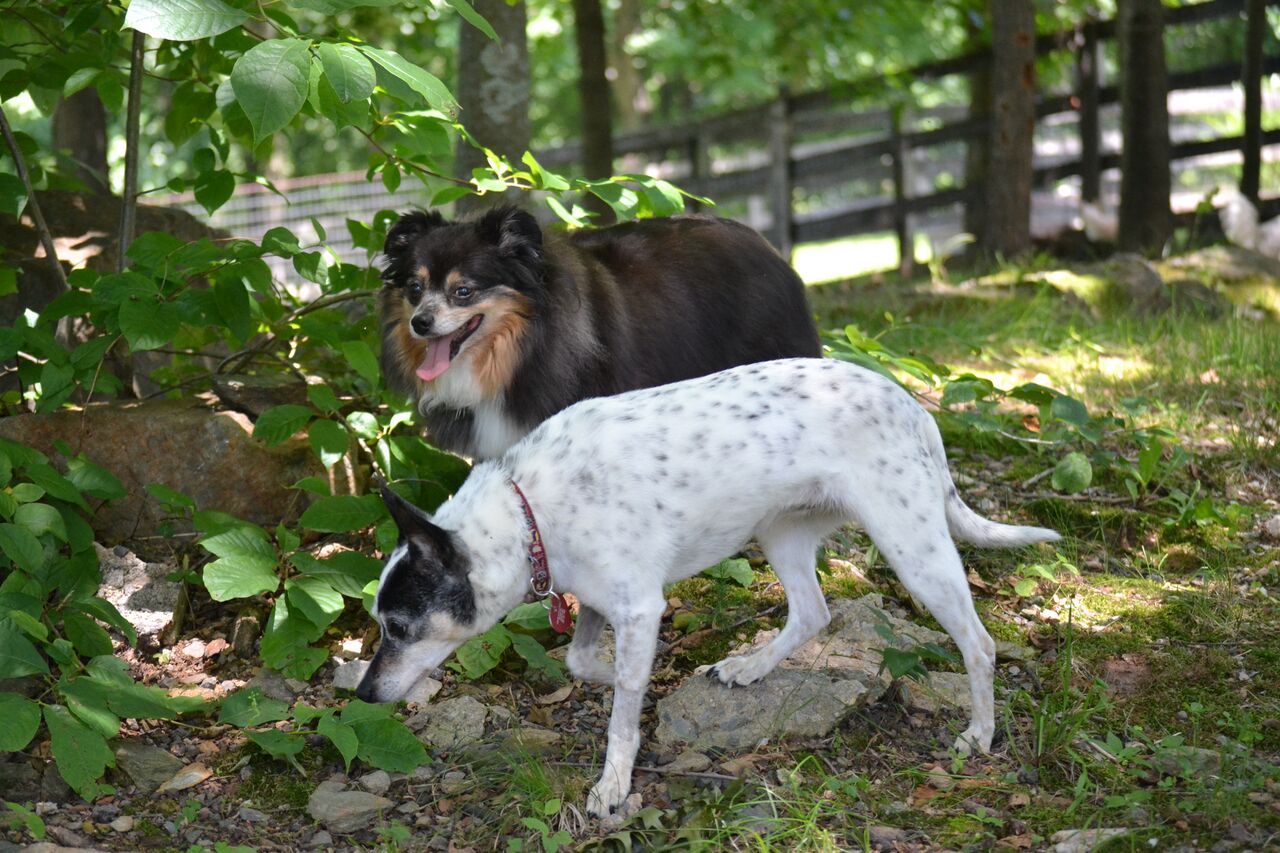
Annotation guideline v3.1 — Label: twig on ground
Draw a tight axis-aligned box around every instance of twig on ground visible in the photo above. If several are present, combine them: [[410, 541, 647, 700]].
[[1021, 468, 1053, 489], [555, 760, 739, 783], [664, 603, 785, 654]]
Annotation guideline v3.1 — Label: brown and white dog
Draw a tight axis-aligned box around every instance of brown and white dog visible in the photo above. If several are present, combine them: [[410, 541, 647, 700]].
[[379, 206, 821, 458]]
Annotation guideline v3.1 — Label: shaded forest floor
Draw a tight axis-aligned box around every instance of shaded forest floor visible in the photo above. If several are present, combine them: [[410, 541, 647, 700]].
[[5, 250, 1279, 852]]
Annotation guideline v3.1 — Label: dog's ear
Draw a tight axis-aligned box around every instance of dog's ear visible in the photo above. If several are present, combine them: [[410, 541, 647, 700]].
[[475, 206, 543, 263], [384, 210, 446, 258], [379, 481, 453, 556]]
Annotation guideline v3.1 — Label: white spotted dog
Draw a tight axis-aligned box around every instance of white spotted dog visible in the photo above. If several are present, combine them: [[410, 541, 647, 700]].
[[355, 358, 1060, 818]]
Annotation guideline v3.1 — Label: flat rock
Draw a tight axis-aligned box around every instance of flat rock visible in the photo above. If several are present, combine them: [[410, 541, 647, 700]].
[[95, 545, 182, 641], [0, 399, 321, 547], [410, 696, 489, 750], [899, 670, 970, 714], [0, 761, 41, 804], [656, 595, 952, 750], [664, 750, 712, 773], [306, 780, 393, 834], [1149, 746, 1221, 778], [995, 639, 1037, 662], [357, 770, 391, 796], [332, 659, 369, 691], [1050, 828, 1131, 853], [404, 676, 443, 706], [248, 669, 297, 703], [113, 742, 184, 795]]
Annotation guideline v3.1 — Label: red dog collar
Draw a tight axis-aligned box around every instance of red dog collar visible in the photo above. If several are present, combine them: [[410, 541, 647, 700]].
[[509, 478, 573, 633]]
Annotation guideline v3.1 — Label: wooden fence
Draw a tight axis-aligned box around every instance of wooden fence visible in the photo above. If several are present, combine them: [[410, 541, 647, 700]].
[[537, 0, 1279, 264]]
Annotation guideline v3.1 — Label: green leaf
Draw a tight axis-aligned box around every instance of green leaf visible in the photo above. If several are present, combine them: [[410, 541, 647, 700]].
[[124, 0, 249, 40], [201, 525, 274, 560], [194, 169, 236, 215], [340, 340, 380, 386], [293, 0, 403, 10], [43, 704, 114, 801], [203, 555, 279, 601], [509, 632, 564, 682], [358, 46, 458, 118], [298, 494, 384, 533], [284, 576, 345, 629], [0, 692, 41, 751], [145, 483, 196, 512], [253, 404, 313, 446], [703, 557, 754, 588], [23, 463, 87, 510], [316, 43, 375, 103], [318, 714, 359, 771], [0, 522, 44, 572], [879, 647, 926, 682], [14, 502, 66, 541], [503, 602, 552, 631], [68, 597, 138, 648], [1052, 452, 1093, 494], [452, 624, 512, 680], [345, 411, 380, 440], [219, 688, 290, 727], [308, 419, 348, 469], [338, 698, 394, 727], [1049, 395, 1089, 427], [230, 39, 312, 144], [443, 0, 498, 40], [63, 612, 114, 658], [8, 609, 47, 641], [291, 551, 382, 598], [65, 456, 126, 501], [118, 299, 180, 351], [350, 717, 427, 772], [307, 384, 341, 414], [247, 729, 305, 763], [0, 173, 27, 218], [214, 275, 253, 343]]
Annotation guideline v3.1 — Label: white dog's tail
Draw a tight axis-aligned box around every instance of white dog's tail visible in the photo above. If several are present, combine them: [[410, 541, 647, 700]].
[[920, 413, 1062, 548]]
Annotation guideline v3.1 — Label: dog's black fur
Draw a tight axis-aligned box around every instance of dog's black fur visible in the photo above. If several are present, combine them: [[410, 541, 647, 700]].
[[379, 206, 821, 458]]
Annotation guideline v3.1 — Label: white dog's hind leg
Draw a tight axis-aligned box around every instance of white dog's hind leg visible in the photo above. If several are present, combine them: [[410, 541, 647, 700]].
[[566, 605, 614, 685], [709, 518, 832, 687], [586, 595, 664, 818], [861, 506, 996, 754]]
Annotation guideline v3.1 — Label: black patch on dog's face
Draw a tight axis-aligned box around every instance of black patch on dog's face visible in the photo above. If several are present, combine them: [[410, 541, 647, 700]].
[[376, 484, 476, 633]]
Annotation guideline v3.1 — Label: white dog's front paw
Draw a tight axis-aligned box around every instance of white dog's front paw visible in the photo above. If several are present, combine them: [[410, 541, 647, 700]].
[[586, 776, 628, 819], [567, 657, 615, 686], [953, 724, 993, 755], [706, 652, 771, 687]]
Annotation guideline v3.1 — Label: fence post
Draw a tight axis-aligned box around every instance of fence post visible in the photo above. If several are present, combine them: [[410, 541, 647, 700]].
[[767, 89, 793, 258], [685, 129, 711, 213], [1241, 0, 1265, 204], [890, 104, 914, 279], [1076, 21, 1101, 203]]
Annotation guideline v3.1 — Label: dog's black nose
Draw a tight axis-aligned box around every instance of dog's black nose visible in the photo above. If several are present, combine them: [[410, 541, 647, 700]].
[[410, 314, 433, 337]]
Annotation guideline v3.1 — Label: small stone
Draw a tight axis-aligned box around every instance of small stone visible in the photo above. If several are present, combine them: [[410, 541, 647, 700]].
[[1050, 828, 1131, 853], [412, 696, 488, 750], [35, 801, 57, 816], [237, 806, 268, 822], [404, 676, 442, 706], [1262, 514, 1280, 541], [338, 638, 363, 660], [183, 639, 206, 658], [247, 669, 296, 702], [868, 825, 909, 846], [285, 678, 310, 693], [1150, 746, 1221, 779], [114, 742, 185, 795], [306, 780, 393, 834], [900, 671, 970, 714], [664, 750, 712, 773], [307, 830, 334, 848], [332, 659, 369, 691], [110, 816, 134, 832], [357, 770, 391, 796]]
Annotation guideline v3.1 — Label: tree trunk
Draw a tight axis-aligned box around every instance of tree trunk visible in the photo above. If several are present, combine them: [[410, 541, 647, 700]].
[[962, 12, 992, 243], [980, 0, 1035, 257], [454, 0, 530, 215], [1117, 0, 1171, 254], [1241, 0, 1265, 205], [609, 0, 645, 131], [52, 88, 109, 196], [573, 0, 615, 222]]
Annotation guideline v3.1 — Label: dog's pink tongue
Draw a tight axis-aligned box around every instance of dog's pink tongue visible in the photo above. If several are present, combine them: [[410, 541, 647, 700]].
[[416, 337, 452, 382]]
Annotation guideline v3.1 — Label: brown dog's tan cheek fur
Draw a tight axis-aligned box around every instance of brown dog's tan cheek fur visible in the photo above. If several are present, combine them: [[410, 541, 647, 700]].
[[469, 294, 532, 397]]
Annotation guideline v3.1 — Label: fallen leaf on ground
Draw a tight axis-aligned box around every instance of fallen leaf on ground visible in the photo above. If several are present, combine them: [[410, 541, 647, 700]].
[[156, 762, 212, 793], [536, 684, 573, 704]]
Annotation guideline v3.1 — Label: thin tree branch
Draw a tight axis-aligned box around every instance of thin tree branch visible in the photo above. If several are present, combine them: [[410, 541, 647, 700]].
[[0, 104, 67, 292], [118, 30, 144, 272]]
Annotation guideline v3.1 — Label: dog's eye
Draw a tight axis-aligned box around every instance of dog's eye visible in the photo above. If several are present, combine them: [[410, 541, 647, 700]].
[[383, 620, 408, 641], [454, 285, 473, 301], [406, 282, 424, 302]]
